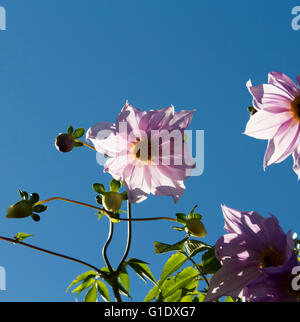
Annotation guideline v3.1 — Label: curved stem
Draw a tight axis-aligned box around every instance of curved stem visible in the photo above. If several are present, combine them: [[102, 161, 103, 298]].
[[116, 201, 132, 273], [35, 197, 100, 212], [184, 253, 210, 287], [35, 196, 177, 223], [102, 219, 114, 273], [74, 139, 96, 151], [0, 236, 104, 276]]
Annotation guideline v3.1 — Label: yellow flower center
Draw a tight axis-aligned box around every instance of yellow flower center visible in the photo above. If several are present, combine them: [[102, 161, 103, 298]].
[[259, 248, 284, 269], [291, 96, 300, 121], [131, 138, 158, 163]]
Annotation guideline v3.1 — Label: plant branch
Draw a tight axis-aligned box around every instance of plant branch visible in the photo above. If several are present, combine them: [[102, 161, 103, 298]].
[[0, 236, 104, 276]]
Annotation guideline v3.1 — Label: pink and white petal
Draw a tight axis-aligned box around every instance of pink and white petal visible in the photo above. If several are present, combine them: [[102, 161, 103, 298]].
[[103, 152, 129, 181], [139, 106, 175, 132], [86, 122, 125, 157], [264, 120, 300, 168], [292, 144, 300, 180], [215, 233, 261, 264], [116, 101, 146, 134], [123, 163, 151, 203], [149, 166, 185, 203], [205, 261, 261, 302], [167, 109, 195, 131], [247, 81, 294, 109], [268, 72, 300, 98], [244, 110, 292, 140]]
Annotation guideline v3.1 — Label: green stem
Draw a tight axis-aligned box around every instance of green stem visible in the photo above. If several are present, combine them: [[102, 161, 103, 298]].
[[184, 253, 210, 287], [116, 201, 132, 273], [0, 236, 104, 276]]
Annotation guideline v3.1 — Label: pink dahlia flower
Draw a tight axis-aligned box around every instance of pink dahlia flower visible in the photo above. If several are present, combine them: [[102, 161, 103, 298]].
[[86, 102, 196, 203], [244, 72, 300, 177], [205, 205, 297, 302]]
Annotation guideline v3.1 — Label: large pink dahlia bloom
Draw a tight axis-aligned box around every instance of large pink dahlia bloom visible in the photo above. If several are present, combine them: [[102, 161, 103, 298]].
[[86, 102, 196, 203], [205, 205, 297, 302], [244, 72, 300, 177]]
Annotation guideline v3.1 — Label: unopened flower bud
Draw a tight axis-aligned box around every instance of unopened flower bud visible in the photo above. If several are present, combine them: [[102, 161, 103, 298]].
[[6, 200, 33, 219], [103, 192, 122, 212], [185, 218, 207, 238], [55, 133, 74, 153]]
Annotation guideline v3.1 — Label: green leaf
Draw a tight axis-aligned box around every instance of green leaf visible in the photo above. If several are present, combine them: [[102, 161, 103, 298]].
[[119, 268, 130, 295], [18, 189, 28, 201], [96, 280, 110, 302], [184, 240, 211, 258], [158, 252, 188, 287], [160, 267, 199, 299], [176, 213, 187, 224], [32, 204, 48, 213], [225, 296, 234, 302], [66, 271, 98, 292], [29, 193, 39, 205], [72, 128, 85, 139], [144, 285, 160, 302], [73, 141, 83, 147], [109, 179, 121, 192], [248, 106, 257, 116], [127, 258, 156, 284], [95, 195, 102, 205], [84, 283, 97, 302], [14, 232, 34, 242], [67, 126, 74, 136], [165, 289, 183, 302], [188, 205, 198, 219], [154, 240, 185, 254], [93, 183, 106, 195], [31, 214, 40, 222], [199, 248, 222, 275], [171, 226, 185, 232], [97, 211, 104, 221], [72, 278, 95, 296]]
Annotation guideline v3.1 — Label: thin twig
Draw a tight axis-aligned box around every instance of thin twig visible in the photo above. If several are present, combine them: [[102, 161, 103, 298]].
[[0, 236, 104, 276]]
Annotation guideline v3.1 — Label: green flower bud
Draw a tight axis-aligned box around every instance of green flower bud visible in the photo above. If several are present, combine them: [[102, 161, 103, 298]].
[[185, 218, 207, 238], [55, 133, 74, 153], [6, 200, 33, 219], [102, 192, 123, 212]]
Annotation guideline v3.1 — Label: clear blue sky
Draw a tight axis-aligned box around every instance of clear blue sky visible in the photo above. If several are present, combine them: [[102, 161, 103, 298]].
[[0, 0, 299, 301]]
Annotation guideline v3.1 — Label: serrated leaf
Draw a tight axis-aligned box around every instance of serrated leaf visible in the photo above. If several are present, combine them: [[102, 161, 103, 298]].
[[93, 183, 106, 195], [119, 268, 130, 295], [14, 232, 34, 242], [127, 258, 156, 284], [199, 248, 222, 274], [66, 271, 98, 292], [71, 278, 95, 296], [84, 283, 97, 302], [72, 128, 85, 139], [184, 239, 211, 257], [159, 252, 188, 288], [160, 267, 199, 299], [154, 241, 185, 254], [96, 280, 110, 302], [176, 213, 187, 224]]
